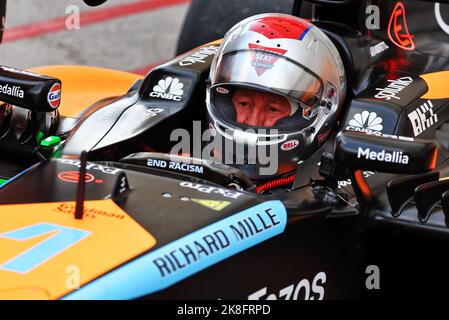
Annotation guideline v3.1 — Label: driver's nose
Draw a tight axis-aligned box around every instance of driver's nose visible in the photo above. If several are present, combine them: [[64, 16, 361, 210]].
[[245, 107, 264, 126], [245, 98, 266, 126]]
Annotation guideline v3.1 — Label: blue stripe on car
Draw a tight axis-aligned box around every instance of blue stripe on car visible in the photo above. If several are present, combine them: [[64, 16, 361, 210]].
[[0, 165, 34, 189], [62, 200, 287, 300]]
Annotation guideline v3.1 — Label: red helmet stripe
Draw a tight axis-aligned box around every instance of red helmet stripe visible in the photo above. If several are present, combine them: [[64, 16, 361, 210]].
[[248, 16, 311, 40]]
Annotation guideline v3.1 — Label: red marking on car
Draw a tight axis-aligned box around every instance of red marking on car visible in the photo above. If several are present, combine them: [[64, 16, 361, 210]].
[[281, 139, 299, 151], [58, 171, 95, 183], [248, 43, 287, 76], [318, 130, 331, 145], [388, 2, 415, 51], [3, 0, 191, 43], [47, 83, 61, 109]]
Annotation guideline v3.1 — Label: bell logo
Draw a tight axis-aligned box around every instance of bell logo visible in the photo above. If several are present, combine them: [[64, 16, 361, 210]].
[[149, 76, 184, 101], [281, 139, 299, 151], [388, 2, 415, 51]]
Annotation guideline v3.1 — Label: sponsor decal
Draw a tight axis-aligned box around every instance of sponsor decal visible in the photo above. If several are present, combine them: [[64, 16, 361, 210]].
[[178, 45, 219, 66], [151, 209, 280, 275], [281, 139, 299, 151], [374, 76, 413, 101], [388, 2, 415, 51], [190, 198, 231, 211], [142, 108, 164, 118], [216, 87, 229, 94], [63, 200, 287, 299], [147, 159, 204, 174], [57, 171, 102, 184], [179, 181, 242, 199], [347, 111, 383, 133], [408, 100, 438, 136], [149, 76, 184, 101], [248, 43, 287, 76], [54, 203, 125, 220], [248, 272, 327, 300], [0, 83, 24, 99], [357, 147, 409, 164], [47, 83, 61, 109], [338, 171, 375, 188], [369, 41, 389, 57], [57, 159, 121, 175]]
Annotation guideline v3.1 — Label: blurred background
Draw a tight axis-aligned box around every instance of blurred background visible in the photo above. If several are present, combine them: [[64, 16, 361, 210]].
[[0, 0, 190, 75], [0, 0, 294, 75]]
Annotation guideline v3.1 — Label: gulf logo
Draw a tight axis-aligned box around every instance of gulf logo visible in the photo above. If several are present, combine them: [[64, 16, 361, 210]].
[[57, 171, 103, 184], [47, 83, 61, 109]]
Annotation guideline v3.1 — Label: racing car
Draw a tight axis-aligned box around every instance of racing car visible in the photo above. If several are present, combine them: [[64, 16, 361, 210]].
[[1, 0, 449, 300]]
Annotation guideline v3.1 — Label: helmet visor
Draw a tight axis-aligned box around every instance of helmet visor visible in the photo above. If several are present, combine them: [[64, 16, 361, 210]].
[[211, 49, 324, 108], [209, 84, 317, 131]]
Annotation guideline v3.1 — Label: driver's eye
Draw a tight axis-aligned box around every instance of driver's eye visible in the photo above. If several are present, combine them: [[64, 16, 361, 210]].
[[239, 102, 249, 107], [267, 106, 279, 113]]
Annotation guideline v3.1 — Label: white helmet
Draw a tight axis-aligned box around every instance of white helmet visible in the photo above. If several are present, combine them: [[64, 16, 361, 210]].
[[206, 13, 347, 180]]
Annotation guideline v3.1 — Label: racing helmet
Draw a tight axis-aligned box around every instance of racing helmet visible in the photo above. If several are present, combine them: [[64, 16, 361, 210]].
[[206, 13, 347, 180]]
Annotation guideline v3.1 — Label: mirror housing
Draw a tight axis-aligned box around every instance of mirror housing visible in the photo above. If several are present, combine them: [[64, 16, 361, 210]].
[[334, 131, 438, 175], [0, 65, 61, 112], [328, 131, 438, 208]]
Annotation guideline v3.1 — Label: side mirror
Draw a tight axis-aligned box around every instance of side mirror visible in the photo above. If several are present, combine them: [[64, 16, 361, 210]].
[[0, 65, 61, 112], [331, 131, 438, 208], [334, 131, 438, 175]]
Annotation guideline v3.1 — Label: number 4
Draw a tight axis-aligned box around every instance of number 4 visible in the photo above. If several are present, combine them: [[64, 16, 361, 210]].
[[0, 223, 91, 274]]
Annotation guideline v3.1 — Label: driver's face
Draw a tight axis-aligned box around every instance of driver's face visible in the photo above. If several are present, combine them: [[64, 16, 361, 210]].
[[232, 88, 291, 127]]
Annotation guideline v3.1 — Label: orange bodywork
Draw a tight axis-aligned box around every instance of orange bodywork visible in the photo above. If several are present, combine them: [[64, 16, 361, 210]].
[[0, 200, 156, 300], [29, 65, 143, 118], [421, 70, 449, 100]]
